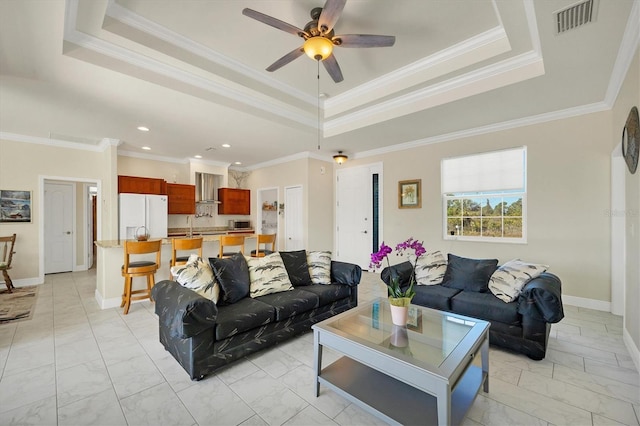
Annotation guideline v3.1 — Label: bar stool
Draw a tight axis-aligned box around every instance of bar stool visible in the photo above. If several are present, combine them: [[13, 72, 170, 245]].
[[218, 235, 245, 258], [251, 234, 276, 257], [121, 239, 161, 315], [170, 237, 203, 279]]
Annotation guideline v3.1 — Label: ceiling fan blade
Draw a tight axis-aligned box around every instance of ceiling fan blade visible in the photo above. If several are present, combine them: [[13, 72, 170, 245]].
[[322, 54, 344, 83], [333, 34, 396, 48], [318, 0, 346, 34], [266, 47, 305, 72], [242, 8, 308, 38]]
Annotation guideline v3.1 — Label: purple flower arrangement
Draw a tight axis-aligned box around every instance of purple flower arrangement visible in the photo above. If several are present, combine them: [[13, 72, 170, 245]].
[[370, 237, 425, 300]]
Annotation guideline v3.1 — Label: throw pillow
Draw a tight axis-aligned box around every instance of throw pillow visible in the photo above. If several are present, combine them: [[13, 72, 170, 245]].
[[279, 250, 312, 286], [307, 251, 332, 285], [208, 252, 250, 305], [246, 253, 294, 298], [171, 254, 220, 303], [489, 259, 549, 303], [442, 253, 498, 292], [412, 250, 447, 285]]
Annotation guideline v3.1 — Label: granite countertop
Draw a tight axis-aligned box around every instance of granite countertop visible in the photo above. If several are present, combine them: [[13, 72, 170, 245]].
[[95, 232, 257, 248]]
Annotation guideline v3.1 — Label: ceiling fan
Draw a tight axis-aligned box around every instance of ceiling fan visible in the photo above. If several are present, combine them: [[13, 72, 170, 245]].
[[242, 0, 395, 83]]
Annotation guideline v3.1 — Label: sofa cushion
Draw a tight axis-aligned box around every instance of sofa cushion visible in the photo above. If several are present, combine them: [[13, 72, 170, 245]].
[[215, 297, 276, 340], [279, 250, 312, 286], [170, 254, 219, 303], [442, 254, 498, 293], [299, 283, 352, 306], [255, 288, 319, 321], [489, 259, 549, 303], [451, 291, 520, 325], [209, 253, 250, 305], [413, 250, 447, 285], [307, 251, 332, 285], [412, 285, 461, 311], [246, 253, 294, 298]]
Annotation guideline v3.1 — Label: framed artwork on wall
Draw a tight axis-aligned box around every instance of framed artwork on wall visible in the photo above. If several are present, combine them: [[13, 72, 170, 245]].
[[398, 179, 421, 209], [0, 190, 32, 223]]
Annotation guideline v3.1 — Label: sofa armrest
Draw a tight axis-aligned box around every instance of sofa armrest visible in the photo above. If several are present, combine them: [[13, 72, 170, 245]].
[[331, 261, 362, 286], [152, 280, 218, 339], [517, 272, 564, 323], [381, 261, 413, 287]]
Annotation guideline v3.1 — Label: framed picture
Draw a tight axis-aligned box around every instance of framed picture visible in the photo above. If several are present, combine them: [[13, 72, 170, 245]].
[[398, 179, 421, 209], [0, 190, 32, 223]]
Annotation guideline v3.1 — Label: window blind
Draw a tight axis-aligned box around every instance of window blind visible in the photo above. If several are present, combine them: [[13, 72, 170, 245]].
[[441, 147, 526, 194]]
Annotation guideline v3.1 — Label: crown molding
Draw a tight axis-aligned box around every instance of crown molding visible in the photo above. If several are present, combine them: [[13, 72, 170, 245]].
[[243, 150, 332, 171], [604, 0, 640, 107], [355, 101, 610, 160], [103, 0, 316, 106], [0, 132, 110, 152], [118, 150, 229, 167]]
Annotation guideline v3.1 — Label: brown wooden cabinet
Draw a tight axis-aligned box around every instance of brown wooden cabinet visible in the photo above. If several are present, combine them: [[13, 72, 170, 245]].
[[218, 188, 250, 215], [118, 175, 166, 195], [167, 183, 196, 214]]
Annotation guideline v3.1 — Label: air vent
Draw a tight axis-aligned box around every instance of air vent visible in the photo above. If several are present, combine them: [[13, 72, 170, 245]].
[[554, 0, 598, 34]]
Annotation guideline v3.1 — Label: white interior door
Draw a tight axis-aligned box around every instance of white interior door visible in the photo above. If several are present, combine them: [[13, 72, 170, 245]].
[[336, 167, 373, 268], [45, 182, 74, 274], [284, 185, 303, 250]]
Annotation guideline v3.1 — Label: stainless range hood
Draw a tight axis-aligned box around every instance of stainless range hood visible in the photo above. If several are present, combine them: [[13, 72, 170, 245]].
[[195, 172, 221, 204]]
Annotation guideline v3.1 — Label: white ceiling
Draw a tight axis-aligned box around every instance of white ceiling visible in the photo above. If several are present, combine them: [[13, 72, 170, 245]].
[[0, 0, 638, 168]]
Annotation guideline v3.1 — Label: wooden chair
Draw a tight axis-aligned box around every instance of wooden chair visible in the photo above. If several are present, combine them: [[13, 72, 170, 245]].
[[0, 234, 16, 293], [218, 235, 245, 258], [251, 234, 276, 257], [121, 239, 161, 315], [170, 237, 203, 279]]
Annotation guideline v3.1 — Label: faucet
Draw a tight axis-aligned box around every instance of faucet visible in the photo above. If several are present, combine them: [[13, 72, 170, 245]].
[[187, 215, 193, 238]]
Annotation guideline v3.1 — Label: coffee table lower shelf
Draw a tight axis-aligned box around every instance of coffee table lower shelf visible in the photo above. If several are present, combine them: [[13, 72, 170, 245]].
[[318, 356, 485, 425]]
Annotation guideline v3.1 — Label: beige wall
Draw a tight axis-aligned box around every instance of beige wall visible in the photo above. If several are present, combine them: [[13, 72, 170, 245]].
[[0, 138, 112, 281], [345, 111, 612, 303], [612, 48, 640, 352]]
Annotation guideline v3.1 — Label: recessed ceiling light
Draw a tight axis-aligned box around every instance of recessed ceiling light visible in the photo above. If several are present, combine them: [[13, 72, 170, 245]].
[[194, 155, 202, 159], [222, 144, 231, 148], [234, 161, 242, 165], [137, 126, 150, 132], [142, 146, 151, 150]]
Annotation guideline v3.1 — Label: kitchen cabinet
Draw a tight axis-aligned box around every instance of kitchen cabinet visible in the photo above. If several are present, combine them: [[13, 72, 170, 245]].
[[118, 175, 166, 195], [167, 183, 196, 214], [218, 188, 250, 215]]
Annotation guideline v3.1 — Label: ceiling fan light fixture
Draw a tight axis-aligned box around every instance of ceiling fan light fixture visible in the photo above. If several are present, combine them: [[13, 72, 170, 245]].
[[303, 36, 333, 60], [333, 151, 348, 164]]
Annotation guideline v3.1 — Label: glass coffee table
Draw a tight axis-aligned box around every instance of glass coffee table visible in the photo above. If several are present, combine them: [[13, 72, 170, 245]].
[[312, 297, 489, 426]]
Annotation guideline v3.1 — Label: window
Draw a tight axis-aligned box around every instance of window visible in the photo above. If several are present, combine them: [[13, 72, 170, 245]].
[[442, 147, 526, 243]]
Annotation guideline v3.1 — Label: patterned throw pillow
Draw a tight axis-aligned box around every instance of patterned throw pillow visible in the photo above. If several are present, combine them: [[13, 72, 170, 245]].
[[307, 251, 332, 285], [246, 253, 294, 298], [411, 250, 447, 285], [279, 250, 312, 286], [489, 259, 549, 303], [170, 254, 220, 303], [209, 253, 251, 305]]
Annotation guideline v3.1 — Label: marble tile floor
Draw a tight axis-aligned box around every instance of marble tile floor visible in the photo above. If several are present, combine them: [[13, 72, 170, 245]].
[[0, 269, 638, 426]]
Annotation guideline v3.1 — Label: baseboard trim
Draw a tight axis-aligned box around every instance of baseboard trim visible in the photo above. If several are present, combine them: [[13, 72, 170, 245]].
[[1, 277, 43, 287], [95, 289, 146, 310], [623, 328, 640, 373], [562, 295, 611, 312]]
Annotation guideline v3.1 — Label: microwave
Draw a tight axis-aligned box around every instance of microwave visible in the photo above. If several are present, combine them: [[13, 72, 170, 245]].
[[231, 220, 251, 230]]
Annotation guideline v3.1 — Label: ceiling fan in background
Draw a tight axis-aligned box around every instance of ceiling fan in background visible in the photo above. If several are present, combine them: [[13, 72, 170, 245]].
[[242, 0, 396, 83]]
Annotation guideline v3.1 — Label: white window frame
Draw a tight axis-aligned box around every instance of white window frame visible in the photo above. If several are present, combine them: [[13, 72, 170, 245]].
[[442, 147, 527, 244]]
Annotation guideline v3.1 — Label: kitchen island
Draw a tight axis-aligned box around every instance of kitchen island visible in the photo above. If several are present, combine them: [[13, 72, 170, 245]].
[[95, 233, 256, 309]]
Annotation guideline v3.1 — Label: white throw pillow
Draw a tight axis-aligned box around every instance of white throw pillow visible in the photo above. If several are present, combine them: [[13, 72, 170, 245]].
[[170, 254, 219, 303], [246, 253, 293, 298], [307, 251, 332, 285], [488, 259, 549, 303], [411, 250, 447, 285]]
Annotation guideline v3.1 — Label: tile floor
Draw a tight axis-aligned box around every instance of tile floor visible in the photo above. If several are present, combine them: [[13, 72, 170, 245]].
[[0, 269, 638, 425]]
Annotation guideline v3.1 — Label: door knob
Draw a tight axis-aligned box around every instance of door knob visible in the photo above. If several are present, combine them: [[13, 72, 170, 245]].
[[362, 230, 368, 234], [66, 231, 71, 235]]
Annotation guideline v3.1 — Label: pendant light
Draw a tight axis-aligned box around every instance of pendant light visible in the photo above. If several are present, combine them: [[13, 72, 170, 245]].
[[333, 151, 348, 164]]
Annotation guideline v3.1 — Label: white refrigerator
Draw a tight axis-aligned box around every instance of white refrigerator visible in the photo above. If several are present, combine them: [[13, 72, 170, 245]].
[[119, 193, 168, 240]]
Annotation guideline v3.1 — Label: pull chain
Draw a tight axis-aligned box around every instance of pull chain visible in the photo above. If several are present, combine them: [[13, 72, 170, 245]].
[[317, 59, 321, 150]]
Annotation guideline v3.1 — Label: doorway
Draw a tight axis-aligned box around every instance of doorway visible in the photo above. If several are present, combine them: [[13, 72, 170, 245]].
[[284, 185, 303, 250], [335, 163, 383, 269], [44, 182, 74, 274]]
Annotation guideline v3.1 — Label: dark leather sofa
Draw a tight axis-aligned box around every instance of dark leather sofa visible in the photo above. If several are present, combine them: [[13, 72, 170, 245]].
[[382, 261, 564, 360], [152, 260, 361, 380]]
